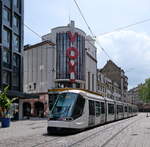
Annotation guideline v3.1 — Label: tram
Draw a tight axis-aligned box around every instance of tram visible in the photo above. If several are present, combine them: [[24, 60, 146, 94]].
[[47, 88, 138, 134]]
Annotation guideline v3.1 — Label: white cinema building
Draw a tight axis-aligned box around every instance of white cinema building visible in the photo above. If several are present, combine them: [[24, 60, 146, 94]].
[[19, 21, 97, 119]]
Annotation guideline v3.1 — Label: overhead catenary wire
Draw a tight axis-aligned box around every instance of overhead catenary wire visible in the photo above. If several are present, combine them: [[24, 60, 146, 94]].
[[24, 24, 42, 39], [73, 0, 95, 38], [73, 0, 112, 60], [25, 9, 150, 60], [97, 18, 150, 36], [24, 23, 56, 48]]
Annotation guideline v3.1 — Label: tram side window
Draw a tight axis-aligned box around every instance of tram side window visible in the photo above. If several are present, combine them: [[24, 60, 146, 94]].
[[125, 106, 127, 112], [95, 102, 101, 117], [49, 94, 58, 110], [129, 106, 132, 113], [72, 95, 85, 119], [117, 105, 123, 113], [108, 103, 114, 114], [101, 102, 105, 114], [89, 100, 95, 115]]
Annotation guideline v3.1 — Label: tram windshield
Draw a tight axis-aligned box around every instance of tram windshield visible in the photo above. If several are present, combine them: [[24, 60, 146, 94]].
[[50, 92, 85, 120], [50, 93, 78, 119]]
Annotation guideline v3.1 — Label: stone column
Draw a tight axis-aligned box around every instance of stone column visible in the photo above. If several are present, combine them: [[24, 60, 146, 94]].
[[19, 99, 23, 120]]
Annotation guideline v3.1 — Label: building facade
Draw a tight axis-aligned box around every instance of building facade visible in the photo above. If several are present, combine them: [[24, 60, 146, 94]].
[[100, 60, 128, 102], [97, 70, 121, 101], [0, 0, 24, 120], [128, 85, 145, 111], [22, 21, 97, 118], [0, 0, 24, 93], [42, 21, 97, 90]]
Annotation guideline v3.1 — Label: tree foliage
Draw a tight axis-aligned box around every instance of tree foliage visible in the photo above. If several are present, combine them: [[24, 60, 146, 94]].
[[139, 78, 150, 103], [0, 86, 17, 118]]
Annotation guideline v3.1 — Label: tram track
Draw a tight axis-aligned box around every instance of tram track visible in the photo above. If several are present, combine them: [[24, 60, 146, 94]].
[[29, 115, 141, 147], [31, 136, 62, 147], [67, 116, 141, 147], [29, 118, 129, 147], [100, 117, 141, 147]]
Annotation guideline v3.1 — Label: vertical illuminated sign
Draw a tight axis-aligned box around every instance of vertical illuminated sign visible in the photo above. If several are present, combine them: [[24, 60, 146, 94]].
[[66, 32, 79, 82]]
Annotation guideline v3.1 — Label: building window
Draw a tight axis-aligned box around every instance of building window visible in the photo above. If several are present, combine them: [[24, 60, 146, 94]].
[[13, 34, 19, 52], [14, 0, 19, 8], [12, 72, 19, 87], [2, 71, 10, 85], [13, 14, 19, 29], [12, 54, 20, 89], [3, 48, 11, 67], [3, 7, 11, 25], [3, 28, 11, 48], [13, 53, 20, 68], [33, 83, 36, 90]]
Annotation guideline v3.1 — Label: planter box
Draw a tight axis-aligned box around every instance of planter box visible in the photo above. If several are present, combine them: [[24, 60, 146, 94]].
[[1, 118, 10, 128]]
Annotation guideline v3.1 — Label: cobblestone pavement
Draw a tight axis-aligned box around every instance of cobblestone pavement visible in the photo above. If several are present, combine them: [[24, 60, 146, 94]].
[[0, 113, 150, 147]]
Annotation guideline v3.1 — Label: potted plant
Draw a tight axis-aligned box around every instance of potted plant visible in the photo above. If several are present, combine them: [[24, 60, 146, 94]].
[[0, 86, 17, 128]]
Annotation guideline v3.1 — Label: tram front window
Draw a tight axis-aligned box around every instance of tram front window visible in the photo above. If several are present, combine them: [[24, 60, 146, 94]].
[[50, 93, 78, 120]]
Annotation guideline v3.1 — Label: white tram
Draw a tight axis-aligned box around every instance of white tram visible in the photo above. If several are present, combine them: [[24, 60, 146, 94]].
[[47, 88, 138, 134]]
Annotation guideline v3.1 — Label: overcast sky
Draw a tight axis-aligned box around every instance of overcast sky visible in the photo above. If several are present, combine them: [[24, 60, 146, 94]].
[[24, 0, 150, 89]]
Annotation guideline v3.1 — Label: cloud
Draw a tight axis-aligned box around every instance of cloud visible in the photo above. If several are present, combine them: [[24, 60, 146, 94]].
[[97, 30, 150, 89]]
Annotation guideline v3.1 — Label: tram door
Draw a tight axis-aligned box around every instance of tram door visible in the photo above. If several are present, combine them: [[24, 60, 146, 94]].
[[88, 100, 95, 126]]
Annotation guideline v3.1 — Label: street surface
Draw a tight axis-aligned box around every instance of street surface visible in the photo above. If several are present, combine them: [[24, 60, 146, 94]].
[[0, 113, 150, 147]]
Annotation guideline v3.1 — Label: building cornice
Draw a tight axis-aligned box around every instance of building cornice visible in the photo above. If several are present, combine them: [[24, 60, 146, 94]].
[[24, 41, 55, 51]]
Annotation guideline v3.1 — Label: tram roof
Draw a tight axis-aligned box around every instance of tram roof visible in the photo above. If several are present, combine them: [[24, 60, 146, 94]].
[[48, 88, 103, 96]]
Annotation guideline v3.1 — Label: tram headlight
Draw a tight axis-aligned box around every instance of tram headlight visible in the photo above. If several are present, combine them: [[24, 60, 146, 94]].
[[59, 117, 73, 121]]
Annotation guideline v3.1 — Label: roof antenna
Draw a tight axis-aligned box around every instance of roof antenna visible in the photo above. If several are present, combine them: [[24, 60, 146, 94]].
[[68, 0, 71, 24]]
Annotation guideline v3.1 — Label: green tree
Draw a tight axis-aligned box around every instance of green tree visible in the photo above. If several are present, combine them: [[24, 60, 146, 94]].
[[139, 78, 150, 116], [0, 86, 17, 118]]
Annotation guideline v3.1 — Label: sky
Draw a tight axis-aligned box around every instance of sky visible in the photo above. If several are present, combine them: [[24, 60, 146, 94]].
[[24, 0, 150, 89]]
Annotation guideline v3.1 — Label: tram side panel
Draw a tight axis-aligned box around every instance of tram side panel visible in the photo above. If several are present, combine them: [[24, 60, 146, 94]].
[[124, 104, 128, 118], [106, 102, 115, 122], [116, 104, 124, 120], [88, 99, 106, 127], [69, 98, 89, 130]]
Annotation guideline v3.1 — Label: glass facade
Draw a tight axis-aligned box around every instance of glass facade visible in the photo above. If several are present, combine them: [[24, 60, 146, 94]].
[[3, 47, 11, 68], [3, 6, 11, 26], [0, 0, 23, 91], [56, 32, 85, 81], [13, 34, 19, 52], [3, 27, 11, 48]]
